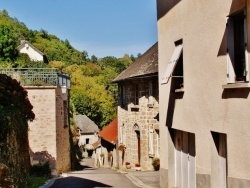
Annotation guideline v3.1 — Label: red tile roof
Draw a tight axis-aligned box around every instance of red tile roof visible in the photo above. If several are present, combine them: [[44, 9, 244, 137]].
[[99, 117, 118, 145]]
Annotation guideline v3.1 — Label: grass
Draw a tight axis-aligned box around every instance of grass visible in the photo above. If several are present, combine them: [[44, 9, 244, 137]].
[[20, 175, 50, 188]]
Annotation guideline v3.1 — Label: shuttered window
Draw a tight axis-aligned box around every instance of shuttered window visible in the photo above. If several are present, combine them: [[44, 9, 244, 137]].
[[227, 9, 248, 83], [161, 44, 183, 84], [148, 129, 154, 156]]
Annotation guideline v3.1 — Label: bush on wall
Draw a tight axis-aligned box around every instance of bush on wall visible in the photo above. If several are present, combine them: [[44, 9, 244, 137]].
[[0, 74, 35, 187]]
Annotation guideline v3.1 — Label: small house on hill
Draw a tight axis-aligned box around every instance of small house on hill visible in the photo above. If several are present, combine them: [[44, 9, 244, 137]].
[[74, 114, 99, 158], [17, 39, 48, 63]]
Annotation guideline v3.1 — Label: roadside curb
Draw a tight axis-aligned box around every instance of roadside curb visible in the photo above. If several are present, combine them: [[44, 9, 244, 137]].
[[39, 177, 60, 188], [126, 173, 154, 188]]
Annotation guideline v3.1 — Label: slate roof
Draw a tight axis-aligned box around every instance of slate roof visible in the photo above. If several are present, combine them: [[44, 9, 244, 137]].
[[99, 117, 118, 145], [74, 115, 99, 134], [112, 42, 158, 83]]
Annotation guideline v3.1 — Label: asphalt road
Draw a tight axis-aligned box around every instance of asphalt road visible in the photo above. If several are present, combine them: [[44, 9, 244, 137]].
[[50, 159, 139, 188]]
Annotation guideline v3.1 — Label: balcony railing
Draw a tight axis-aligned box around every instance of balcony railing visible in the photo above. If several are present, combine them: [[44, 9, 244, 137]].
[[0, 68, 70, 88]]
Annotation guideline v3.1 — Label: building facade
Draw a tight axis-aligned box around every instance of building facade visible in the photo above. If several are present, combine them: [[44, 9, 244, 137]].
[[113, 43, 160, 171], [0, 68, 71, 175], [157, 0, 250, 187], [17, 40, 48, 63], [75, 114, 99, 158]]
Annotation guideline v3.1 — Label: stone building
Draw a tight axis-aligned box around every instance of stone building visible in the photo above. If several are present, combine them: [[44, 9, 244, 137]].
[[112, 43, 159, 171], [75, 114, 99, 158], [157, 0, 250, 187], [0, 68, 71, 175]]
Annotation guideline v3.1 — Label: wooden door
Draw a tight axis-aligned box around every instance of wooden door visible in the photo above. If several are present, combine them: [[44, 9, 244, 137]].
[[174, 130, 196, 188]]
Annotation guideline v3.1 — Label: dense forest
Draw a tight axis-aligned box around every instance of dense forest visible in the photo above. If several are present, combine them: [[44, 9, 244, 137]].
[[0, 9, 139, 129]]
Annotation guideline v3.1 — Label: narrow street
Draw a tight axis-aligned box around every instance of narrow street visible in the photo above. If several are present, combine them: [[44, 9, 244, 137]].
[[49, 158, 140, 188]]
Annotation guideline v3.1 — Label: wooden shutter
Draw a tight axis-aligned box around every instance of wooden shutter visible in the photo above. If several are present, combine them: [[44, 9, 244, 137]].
[[161, 44, 183, 84], [244, 16, 249, 81], [148, 129, 154, 155], [227, 17, 236, 83]]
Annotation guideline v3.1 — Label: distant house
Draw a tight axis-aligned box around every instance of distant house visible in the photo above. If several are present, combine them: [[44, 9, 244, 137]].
[[17, 39, 48, 63], [75, 114, 99, 158], [98, 117, 118, 168], [112, 42, 159, 171]]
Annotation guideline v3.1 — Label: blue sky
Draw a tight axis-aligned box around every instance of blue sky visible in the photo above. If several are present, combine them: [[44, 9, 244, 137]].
[[0, 1, 157, 58]]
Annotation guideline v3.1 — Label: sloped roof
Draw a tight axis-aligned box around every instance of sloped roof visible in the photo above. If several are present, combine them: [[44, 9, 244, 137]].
[[17, 40, 44, 56], [74, 115, 99, 134], [92, 139, 101, 149], [99, 117, 118, 145], [112, 42, 158, 83]]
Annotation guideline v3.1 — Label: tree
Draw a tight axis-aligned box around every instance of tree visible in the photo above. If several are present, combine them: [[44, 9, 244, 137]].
[[0, 24, 18, 62]]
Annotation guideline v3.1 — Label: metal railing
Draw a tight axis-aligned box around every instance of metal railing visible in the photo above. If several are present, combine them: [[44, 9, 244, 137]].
[[0, 68, 70, 87]]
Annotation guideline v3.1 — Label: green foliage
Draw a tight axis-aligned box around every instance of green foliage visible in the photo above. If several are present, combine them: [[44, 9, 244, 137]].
[[0, 24, 18, 62], [152, 157, 160, 166], [30, 162, 51, 177], [0, 74, 35, 187], [0, 9, 137, 129], [20, 176, 49, 188]]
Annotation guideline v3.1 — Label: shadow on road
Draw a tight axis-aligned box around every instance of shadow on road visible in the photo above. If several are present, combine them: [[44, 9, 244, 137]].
[[50, 176, 112, 188]]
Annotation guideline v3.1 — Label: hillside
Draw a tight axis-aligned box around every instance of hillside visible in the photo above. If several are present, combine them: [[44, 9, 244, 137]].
[[0, 9, 137, 128]]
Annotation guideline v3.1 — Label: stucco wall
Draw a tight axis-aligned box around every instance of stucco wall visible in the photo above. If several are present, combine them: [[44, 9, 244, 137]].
[[158, 0, 250, 187], [19, 44, 44, 61]]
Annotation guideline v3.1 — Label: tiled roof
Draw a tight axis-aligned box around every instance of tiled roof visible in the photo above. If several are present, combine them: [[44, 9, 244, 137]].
[[74, 115, 99, 134], [99, 117, 118, 145], [112, 42, 158, 83]]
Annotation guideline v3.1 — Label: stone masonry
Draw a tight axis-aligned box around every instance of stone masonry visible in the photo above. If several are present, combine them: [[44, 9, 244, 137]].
[[27, 87, 70, 174], [118, 77, 159, 171]]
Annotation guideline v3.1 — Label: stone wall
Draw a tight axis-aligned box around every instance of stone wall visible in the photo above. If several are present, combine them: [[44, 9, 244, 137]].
[[117, 77, 159, 171], [27, 87, 70, 174]]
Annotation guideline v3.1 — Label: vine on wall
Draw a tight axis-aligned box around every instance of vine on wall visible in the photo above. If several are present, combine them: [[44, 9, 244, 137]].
[[0, 74, 35, 187]]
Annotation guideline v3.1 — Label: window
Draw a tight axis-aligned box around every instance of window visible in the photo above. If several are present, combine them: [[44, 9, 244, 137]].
[[135, 84, 139, 105], [161, 40, 183, 90], [227, 9, 248, 83], [148, 81, 154, 107], [118, 84, 127, 107], [63, 101, 68, 127], [86, 138, 89, 144]]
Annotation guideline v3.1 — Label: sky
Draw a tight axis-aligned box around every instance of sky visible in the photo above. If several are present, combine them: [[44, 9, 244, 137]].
[[0, 1, 157, 58]]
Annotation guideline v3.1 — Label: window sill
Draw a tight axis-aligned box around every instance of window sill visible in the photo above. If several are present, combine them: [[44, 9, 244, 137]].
[[147, 103, 154, 108], [174, 87, 184, 92], [222, 83, 250, 89], [149, 154, 155, 158]]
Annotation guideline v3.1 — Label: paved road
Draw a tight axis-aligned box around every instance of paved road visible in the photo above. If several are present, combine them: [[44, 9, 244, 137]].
[[50, 159, 139, 188]]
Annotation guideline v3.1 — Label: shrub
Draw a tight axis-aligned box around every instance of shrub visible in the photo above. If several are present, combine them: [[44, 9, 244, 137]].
[[152, 158, 160, 171], [30, 162, 51, 177], [152, 157, 160, 166], [117, 144, 125, 151]]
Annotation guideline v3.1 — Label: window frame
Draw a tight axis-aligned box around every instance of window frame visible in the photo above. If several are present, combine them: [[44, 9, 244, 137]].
[[161, 41, 183, 89], [226, 9, 249, 84]]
